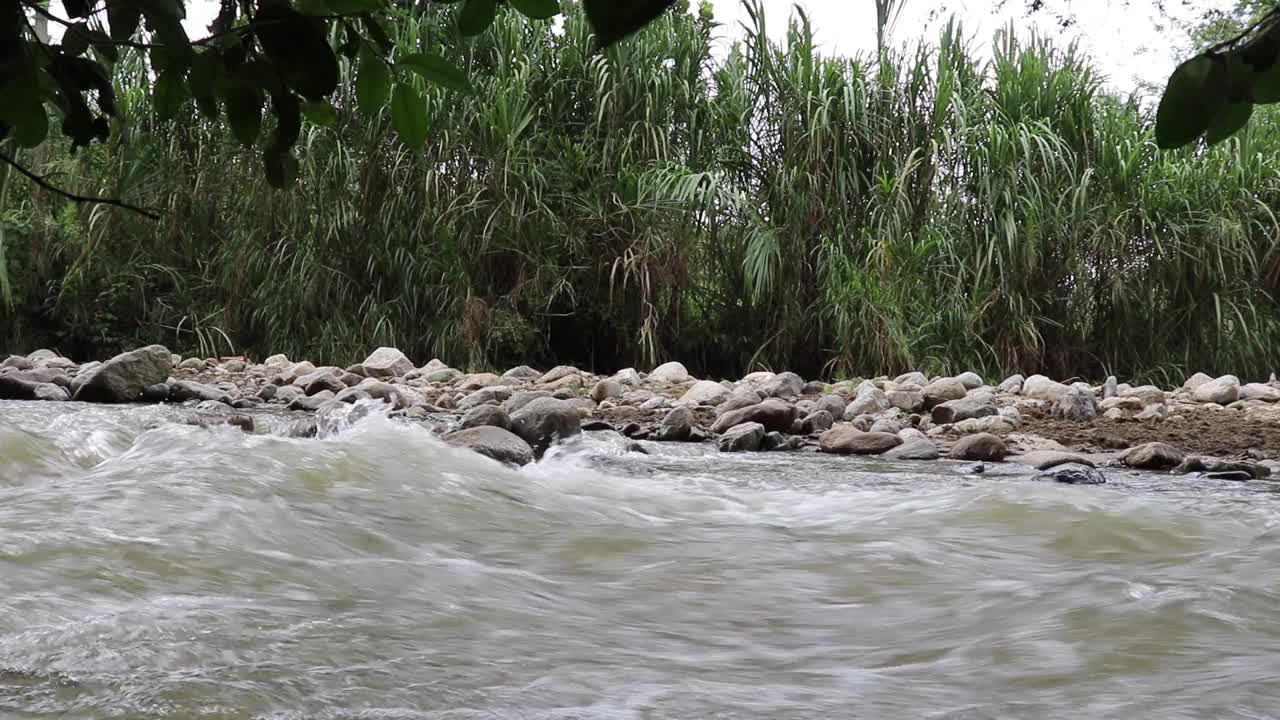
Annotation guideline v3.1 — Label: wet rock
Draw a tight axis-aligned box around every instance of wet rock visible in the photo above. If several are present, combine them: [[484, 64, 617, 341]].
[[798, 409, 834, 435], [29, 383, 69, 402], [502, 365, 541, 380], [718, 422, 765, 453], [73, 345, 173, 403], [656, 407, 693, 442], [1192, 375, 1240, 405], [362, 347, 414, 379], [303, 374, 346, 396], [819, 426, 902, 455], [883, 437, 940, 460], [590, 379, 626, 403], [931, 396, 996, 425], [510, 397, 582, 449], [170, 380, 233, 404], [1051, 388, 1098, 422], [954, 372, 984, 390], [679, 380, 730, 407], [1036, 463, 1107, 485], [1241, 383, 1280, 402], [998, 374, 1025, 394], [1120, 442, 1186, 470], [761, 431, 793, 452], [885, 388, 925, 413], [459, 404, 512, 431], [648, 361, 690, 384], [289, 391, 334, 412], [445, 426, 535, 466], [712, 398, 796, 434], [137, 383, 170, 403], [1014, 450, 1096, 470], [257, 385, 278, 402], [1175, 456, 1270, 479], [582, 420, 615, 432], [843, 384, 890, 419], [1021, 375, 1071, 403], [1205, 471, 1254, 482], [947, 433, 1008, 461], [7, 369, 71, 387], [759, 372, 804, 400], [960, 463, 986, 475]]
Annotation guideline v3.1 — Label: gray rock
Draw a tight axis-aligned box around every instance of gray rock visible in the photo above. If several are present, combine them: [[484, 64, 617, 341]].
[[445, 426, 535, 466], [947, 433, 1008, 461], [362, 347, 414, 379], [1021, 375, 1071, 403], [459, 386, 514, 411], [1014, 450, 1096, 470], [1175, 456, 1270, 479], [273, 385, 303, 405], [952, 416, 1016, 435], [502, 365, 541, 379], [29, 383, 69, 402], [931, 396, 997, 425], [1241, 383, 1280, 402], [656, 406, 694, 441], [894, 371, 928, 386], [679, 380, 730, 407], [921, 379, 967, 407], [801, 381, 828, 396], [73, 345, 173, 403], [649, 361, 691, 384], [759, 372, 804, 400], [815, 394, 847, 419], [6, 369, 70, 387], [510, 397, 582, 449], [273, 361, 316, 385], [421, 368, 463, 384], [543, 374, 584, 392], [289, 391, 334, 412], [716, 388, 763, 416], [1135, 403, 1167, 421], [883, 437, 940, 460], [590, 379, 625, 403], [1120, 385, 1165, 406], [459, 404, 512, 431], [799, 409, 834, 435], [257, 385, 278, 402], [170, 380, 233, 404], [1036, 464, 1107, 485], [760, 431, 792, 452], [141, 383, 170, 402], [998, 374, 1025, 394], [1192, 375, 1240, 404], [334, 388, 372, 404], [455, 373, 502, 391], [304, 374, 346, 397], [843, 384, 891, 419], [1183, 372, 1214, 390], [869, 419, 903, 434], [2, 355, 33, 370], [263, 354, 291, 368], [612, 368, 643, 385], [954, 372, 984, 390], [718, 422, 766, 452], [886, 388, 925, 413], [819, 426, 903, 455], [1103, 376, 1118, 400], [640, 396, 672, 411], [712, 398, 796, 434], [1121, 442, 1186, 470], [1051, 388, 1098, 422], [177, 357, 207, 371]]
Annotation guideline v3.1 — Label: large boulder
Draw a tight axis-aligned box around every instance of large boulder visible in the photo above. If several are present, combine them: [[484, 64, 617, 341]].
[[931, 396, 997, 425], [1, 355, 33, 370], [1121, 442, 1186, 470], [1183, 372, 1214, 390], [921, 379, 967, 408], [509, 397, 582, 449], [717, 388, 763, 416], [656, 406, 694, 441], [72, 345, 173, 403], [1051, 389, 1098, 422], [649, 361, 691, 384], [947, 433, 1008, 461], [843, 383, 891, 419], [759, 372, 805, 400], [679, 380, 731, 407], [1021, 375, 1071, 403], [445, 426, 535, 466], [712, 398, 796, 434], [718, 422, 765, 452], [459, 404, 512, 431], [1241, 383, 1280, 403], [1192, 375, 1240, 405], [819, 426, 903, 455], [362, 347, 413, 379], [886, 388, 925, 413], [954, 372, 984, 390]]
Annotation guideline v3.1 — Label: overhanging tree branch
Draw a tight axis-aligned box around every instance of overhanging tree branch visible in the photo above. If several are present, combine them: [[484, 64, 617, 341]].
[[0, 152, 160, 220]]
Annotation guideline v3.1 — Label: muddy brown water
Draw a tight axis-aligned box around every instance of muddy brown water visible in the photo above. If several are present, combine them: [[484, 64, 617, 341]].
[[3, 399, 1280, 719]]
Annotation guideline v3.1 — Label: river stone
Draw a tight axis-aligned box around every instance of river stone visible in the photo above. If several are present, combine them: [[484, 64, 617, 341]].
[[0, 374, 44, 400], [1120, 385, 1165, 406], [1176, 456, 1270, 479], [455, 373, 501, 392], [759, 372, 804, 400], [1052, 388, 1098, 422], [446, 426, 535, 466], [1021, 375, 1071, 403], [334, 388, 372, 404], [712, 398, 796, 434], [510, 397, 582, 449], [740, 371, 775, 386], [870, 419, 903, 434], [73, 345, 173, 403], [998, 374, 1025, 394], [885, 388, 925, 413], [921, 379, 967, 408], [139, 383, 170, 402], [799, 409, 834, 435], [535, 365, 577, 385], [649, 362, 691, 384], [170, 380, 233, 404], [2, 355, 33, 370], [1121, 442, 1186, 470], [303, 374, 346, 396], [947, 433, 1008, 461], [819, 427, 902, 455], [590, 379, 626, 403], [656, 406, 694, 441], [1135, 403, 1167, 421], [843, 384, 890, 419], [883, 437, 940, 460], [459, 386, 514, 411], [421, 368, 463, 384], [815, 394, 847, 419], [954, 372, 983, 390], [7, 369, 71, 387], [362, 347, 413, 379], [1193, 375, 1240, 404], [1241, 383, 1280, 402], [931, 396, 996, 425], [1101, 396, 1145, 412], [257, 385, 278, 402], [30, 383, 69, 402], [640, 396, 672, 411], [801, 381, 827, 396], [718, 422, 765, 452], [894, 371, 928, 386], [177, 357, 207, 371], [460, 404, 512, 431], [759, 431, 791, 452], [289, 391, 334, 412], [679, 380, 730, 407], [612, 368, 643, 385], [273, 385, 303, 405], [715, 387, 763, 415], [1036, 463, 1107, 485], [1183, 372, 1214, 390], [1014, 450, 1096, 470], [1103, 376, 1118, 400], [502, 365, 541, 379]]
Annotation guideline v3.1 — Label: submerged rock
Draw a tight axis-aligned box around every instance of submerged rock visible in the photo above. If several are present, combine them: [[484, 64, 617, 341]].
[[1014, 450, 1096, 470], [445, 426, 535, 466], [1036, 463, 1107, 485]]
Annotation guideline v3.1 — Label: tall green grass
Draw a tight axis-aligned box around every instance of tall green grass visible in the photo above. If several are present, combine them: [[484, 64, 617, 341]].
[[3, 1, 1280, 383]]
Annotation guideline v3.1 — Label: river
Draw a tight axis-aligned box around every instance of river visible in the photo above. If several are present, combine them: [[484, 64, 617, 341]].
[[2, 399, 1280, 719]]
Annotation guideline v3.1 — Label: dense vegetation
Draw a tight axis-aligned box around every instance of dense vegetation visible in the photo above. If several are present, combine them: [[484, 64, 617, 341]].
[[4, 1, 1280, 384]]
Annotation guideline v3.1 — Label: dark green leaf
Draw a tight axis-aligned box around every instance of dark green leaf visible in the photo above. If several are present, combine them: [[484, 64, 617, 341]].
[[61, 23, 91, 57], [0, 71, 50, 148], [583, 0, 676, 51], [188, 51, 220, 120], [254, 5, 339, 102], [390, 82, 428, 148], [1155, 54, 1227, 150], [142, 8, 192, 72], [509, 0, 560, 20], [458, 0, 497, 37], [1205, 102, 1254, 146], [325, 0, 387, 14], [225, 77, 264, 146], [356, 43, 392, 117], [301, 100, 338, 127], [360, 14, 393, 55], [153, 70, 189, 120], [396, 52, 473, 93], [269, 91, 301, 151], [294, 0, 331, 15], [263, 148, 299, 189], [9, 101, 49, 148], [107, 1, 143, 43]]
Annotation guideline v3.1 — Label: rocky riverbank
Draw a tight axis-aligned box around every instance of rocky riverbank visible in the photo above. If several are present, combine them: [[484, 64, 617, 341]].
[[4, 344, 1280, 482]]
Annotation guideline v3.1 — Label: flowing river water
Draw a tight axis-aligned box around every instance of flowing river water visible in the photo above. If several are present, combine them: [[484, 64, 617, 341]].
[[3, 399, 1280, 719]]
